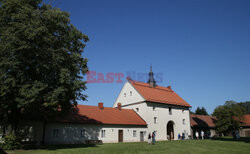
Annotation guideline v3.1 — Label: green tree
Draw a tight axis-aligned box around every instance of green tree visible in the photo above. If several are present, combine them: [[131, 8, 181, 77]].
[[195, 106, 208, 115], [213, 101, 245, 135], [238, 101, 250, 114], [190, 110, 195, 114], [0, 0, 88, 135]]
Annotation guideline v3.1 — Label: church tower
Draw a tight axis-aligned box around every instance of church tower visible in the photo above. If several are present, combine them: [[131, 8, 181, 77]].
[[147, 65, 157, 87]]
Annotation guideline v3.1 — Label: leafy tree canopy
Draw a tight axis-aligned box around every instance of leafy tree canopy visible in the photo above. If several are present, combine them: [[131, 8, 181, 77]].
[[0, 0, 89, 133], [238, 101, 250, 114], [195, 106, 208, 115], [190, 110, 194, 114], [212, 101, 245, 135]]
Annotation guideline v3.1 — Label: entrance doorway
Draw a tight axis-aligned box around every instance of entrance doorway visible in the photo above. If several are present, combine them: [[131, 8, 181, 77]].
[[167, 121, 174, 140], [118, 130, 123, 142], [140, 131, 144, 142]]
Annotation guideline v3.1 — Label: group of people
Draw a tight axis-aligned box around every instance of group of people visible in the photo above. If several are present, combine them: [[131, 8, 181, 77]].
[[195, 130, 205, 139], [232, 130, 240, 139], [178, 133, 186, 140], [147, 132, 156, 144], [147, 130, 210, 143]]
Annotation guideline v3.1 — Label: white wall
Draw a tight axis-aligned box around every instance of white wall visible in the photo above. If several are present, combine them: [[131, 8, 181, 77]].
[[44, 123, 147, 144], [114, 82, 192, 141], [122, 102, 148, 124], [122, 102, 191, 141], [113, 81, 145, 107], [146, 102, 191, 140]]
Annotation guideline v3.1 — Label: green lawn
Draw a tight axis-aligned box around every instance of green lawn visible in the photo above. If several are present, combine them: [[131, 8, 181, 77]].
[[6, 139, 250, 154]]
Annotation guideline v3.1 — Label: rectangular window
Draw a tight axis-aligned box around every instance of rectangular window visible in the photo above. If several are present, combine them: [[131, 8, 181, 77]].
[[169, 107, 172, 115], [101, 130, 106, 138], [154, 117, 157, 124], [136, 108, 139, 112], [80, 129, 86, 138], [130, 91, 132, 96], [183, 119, 186, 125], [153, 107, 156, 111], [133, 130, 136, 137], [52, 129, 59, 138]]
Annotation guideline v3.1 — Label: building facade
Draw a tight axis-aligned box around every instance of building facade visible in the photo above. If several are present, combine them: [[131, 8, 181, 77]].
[[239, 114, 250, 137], [113, 67, 192, 141], [14, 67, 192, 144], [190, 114, 217, 139], [19, 103, 147, 144]]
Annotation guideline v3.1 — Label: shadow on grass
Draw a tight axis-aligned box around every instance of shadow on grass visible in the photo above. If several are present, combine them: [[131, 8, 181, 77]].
[[0, 147, 7, 154], [22, 143, 100, 151], [212, 137, 250, 143]]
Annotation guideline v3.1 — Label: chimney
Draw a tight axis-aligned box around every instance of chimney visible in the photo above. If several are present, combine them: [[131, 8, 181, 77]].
[[98, 102, 104, 109], [167, 86, 173, 91], [117, 103, 122, 110]]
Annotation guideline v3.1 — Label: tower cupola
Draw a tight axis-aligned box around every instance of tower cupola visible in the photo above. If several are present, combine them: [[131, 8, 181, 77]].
[[147, 65, 157, 87]]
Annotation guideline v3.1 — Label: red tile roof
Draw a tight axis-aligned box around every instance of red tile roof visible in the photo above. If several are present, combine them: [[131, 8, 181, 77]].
[[53, 104, 147, 126], [190, 114, 250, 128], [190, 114, 216, 128], [128, 79, 191, 107], [241, 114, 250, 126]]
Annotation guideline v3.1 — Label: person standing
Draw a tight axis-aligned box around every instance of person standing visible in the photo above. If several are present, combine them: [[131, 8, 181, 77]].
[[182, 132, 185, 140], [148, 133, 151, 144], [208, 131, 211, 139], [152, 132, 156, 144], [178, 133, 181, 140], [201, 130, 204, 140], [195, 131, 199, 139]]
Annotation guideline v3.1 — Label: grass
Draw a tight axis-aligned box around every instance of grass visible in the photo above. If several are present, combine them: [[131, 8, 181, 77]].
[[6, 138, 250, 154]]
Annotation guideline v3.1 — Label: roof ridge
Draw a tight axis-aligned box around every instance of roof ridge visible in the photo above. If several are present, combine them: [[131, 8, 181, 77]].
[[77, 104, 132, 110], [192, 114, 209, 116], [128, 78, 191, 108], [133, 81, 173, 92]]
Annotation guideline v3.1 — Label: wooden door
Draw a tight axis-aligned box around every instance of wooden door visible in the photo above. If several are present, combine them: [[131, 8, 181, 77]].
[[118, 130, 123, 142], [140, 131, 144, 142]]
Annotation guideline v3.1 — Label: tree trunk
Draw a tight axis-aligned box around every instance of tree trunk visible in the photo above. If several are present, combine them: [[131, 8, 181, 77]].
[[1, 126, 6, 137], [41, 120, 47, 145]]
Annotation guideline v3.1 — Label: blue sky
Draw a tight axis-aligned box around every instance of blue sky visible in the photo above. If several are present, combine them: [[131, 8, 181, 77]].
[[56, 0, 250, 114]]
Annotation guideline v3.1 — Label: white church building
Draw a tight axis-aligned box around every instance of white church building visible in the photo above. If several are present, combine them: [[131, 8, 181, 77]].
[[113, 67, 191, 141], [20, 67, 191, 144]]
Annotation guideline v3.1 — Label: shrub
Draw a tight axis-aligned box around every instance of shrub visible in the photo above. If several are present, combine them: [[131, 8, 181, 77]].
[[0, 134, 21, 150]]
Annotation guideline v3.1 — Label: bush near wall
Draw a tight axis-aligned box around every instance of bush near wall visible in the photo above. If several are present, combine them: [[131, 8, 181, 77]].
[[0, 134, 21, 150]]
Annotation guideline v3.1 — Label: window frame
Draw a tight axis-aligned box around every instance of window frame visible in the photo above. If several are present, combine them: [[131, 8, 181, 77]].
[[80, 129, 86, 138], [52, 128, 59, 138], [169, 107, 172, 115], [183, 119, 186, 125], [133, 130, 137, 137], [154, 117, 157, 124], [101, 130, 106, 138]]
